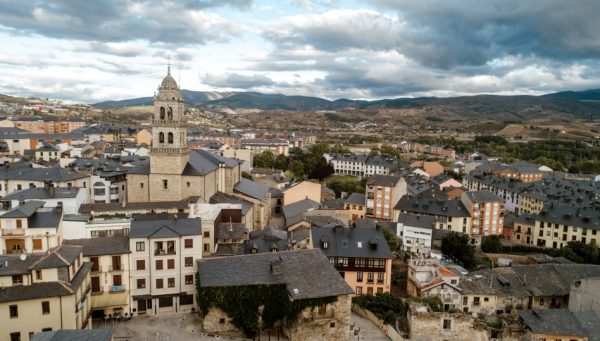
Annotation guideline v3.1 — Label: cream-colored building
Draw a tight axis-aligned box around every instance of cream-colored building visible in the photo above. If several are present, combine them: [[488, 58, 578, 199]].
[[64, 236, 131, 319], [532, 205, 600, 249], [0, 201, 63, 255], [129, 218, 202, 315], [0, 245, 92, 341], [282, 180, 322, 206]]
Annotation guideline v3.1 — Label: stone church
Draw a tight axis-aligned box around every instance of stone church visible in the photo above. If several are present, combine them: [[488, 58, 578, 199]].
[[126, 67, 242, 203]]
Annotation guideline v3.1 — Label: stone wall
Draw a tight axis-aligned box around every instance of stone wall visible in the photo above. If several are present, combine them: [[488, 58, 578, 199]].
[[409, 305, 491, 341], [286, 294, 351, 341], [126, 174, 149, 202]]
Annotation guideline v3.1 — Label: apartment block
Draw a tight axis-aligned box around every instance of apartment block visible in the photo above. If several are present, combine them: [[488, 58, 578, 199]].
[[460, 191, 504, 237], [366, 175, 406, 221]]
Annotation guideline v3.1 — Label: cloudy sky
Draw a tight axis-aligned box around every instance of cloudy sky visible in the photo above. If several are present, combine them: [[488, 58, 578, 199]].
[[1, 0, 600, 103]]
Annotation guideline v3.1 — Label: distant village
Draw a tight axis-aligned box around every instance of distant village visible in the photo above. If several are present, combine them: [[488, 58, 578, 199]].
[[0, 70, 599, 341]]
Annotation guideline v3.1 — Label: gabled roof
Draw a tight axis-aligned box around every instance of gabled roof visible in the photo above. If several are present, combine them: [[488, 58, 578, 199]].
[[345, 192, 366, 206], [0, 200, 44, 218], [520, 310, 600, 341], [30, 245, 82, 270], [367, 174, 402, 187], [209, 192, 253, 215], [29, 208, 61, 229], [282, 198, 320, 228], [32, 329, 114, 341], [0, 166, 88, 181], [36, 143, 60, 152], [311, 225, 392, 259], [2, 187, 81, 200], [234, 178, 270, 201], [197, 249, 353, 300], [129, 218, 201, 238], [397, 213, 435, 230], [64, 236, 130, 256]]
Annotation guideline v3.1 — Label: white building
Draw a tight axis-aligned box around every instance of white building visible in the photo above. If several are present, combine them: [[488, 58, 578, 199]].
[[327, 153, 397, 177], [128, 218, 202, 315], [396, 214, 434, 255]]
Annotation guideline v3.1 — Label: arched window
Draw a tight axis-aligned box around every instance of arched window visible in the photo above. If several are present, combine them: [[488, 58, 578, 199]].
[[168, 132, 174, 144], [159, 132, 164, 143], [167, 107, 173, 120], [160, 107, 165, 120]]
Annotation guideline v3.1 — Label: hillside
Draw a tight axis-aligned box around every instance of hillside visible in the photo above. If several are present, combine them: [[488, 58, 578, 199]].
[[543, 89, 600, 101], [94, 90, 234, 108]]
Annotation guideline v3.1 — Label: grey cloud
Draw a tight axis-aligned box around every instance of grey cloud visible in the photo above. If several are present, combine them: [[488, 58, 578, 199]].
[[0, 0, 247, 45], [202, 73, 275, 88]]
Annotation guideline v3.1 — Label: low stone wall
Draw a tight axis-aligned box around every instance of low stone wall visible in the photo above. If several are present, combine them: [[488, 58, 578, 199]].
[[287, 294, 352, 341], [352, 303, 401, 341]]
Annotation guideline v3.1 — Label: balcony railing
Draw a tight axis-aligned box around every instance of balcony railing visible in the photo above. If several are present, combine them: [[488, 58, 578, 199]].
[[2, 229, 25, 236], [109, 264, 124, 272], [154, 249, 176, 256], [151, 119, 187, 127], [110, 285, 126, 293], [91, 265, 102, 273]]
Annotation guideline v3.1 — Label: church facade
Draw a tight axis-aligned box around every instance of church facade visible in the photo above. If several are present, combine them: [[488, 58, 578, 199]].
[[126, 68, 241, 203]]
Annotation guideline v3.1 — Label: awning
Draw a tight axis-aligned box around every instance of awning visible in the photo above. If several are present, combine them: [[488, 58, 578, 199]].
[[91, 292, 129, 308]]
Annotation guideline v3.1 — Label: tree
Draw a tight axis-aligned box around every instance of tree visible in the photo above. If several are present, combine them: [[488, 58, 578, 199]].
[[481, 235, 502, 253], [253, 151, 275, 168], [289, 160, 305, 179], [241, 171, 252, 180], [382, 226, 402, 252], [441, 232, 476, 269]]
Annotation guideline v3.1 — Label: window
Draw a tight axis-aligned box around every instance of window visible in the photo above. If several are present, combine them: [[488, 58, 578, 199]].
[[42, 301, 50, 314], [113, 274, 122, 286], [137, 279, 146, 289], [184, 239, 193, 248], [12, 275, 22, 285], [463, 297, 468, 305], [33, 239, 42, 250], [156, 278, 163, 289], [163, 179, 168, 189], [159, 296, 172, 308], [10, 332, 20, 341], [203, 244, 209, 252], [140, 183, 144, 189], [185, 257, 193, 267], [443, 319, 451, 330], [168, 132, 173, 144], [136, 242, 145, 251], [185, 275, 193, 285], [36, 270, 42, 280], [356, 286, 362, 295], [167, 259, 175, 269], [377, 273, 384, 283], [168, 277, 175, 288], [473, 297, 480, 306], [484, 297, 489, 302], [159, 132, 164, 143], [9, 305, 18, 318], [203, 231, 210, 238], [539, 298, 544, 306], [355, 258, 366, 267], [91, 276, 101, 293], [156, 260, 163, 270], [356, 272, 363, 282], [16, 219, 22, 228], [137, 260, 145, 270], [180, 294, 194, 305], [367, 273, 374, 283]]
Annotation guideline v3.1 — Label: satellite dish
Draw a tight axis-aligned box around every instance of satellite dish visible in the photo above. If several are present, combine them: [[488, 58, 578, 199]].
[[19, 254, 26, 261]]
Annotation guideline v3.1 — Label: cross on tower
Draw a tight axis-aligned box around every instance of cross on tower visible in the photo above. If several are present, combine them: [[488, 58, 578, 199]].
[[167, 55, 171, 74]]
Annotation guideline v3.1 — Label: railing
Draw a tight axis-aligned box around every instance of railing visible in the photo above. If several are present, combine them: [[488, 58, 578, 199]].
[[2, 229, 25, 236], [109, 264, 124, 272], [110, 285, 126, 293], [151, 119, 187, 127], [91, 265, 102, 273], [150, 147, 189, 155], [154, 249, 176, 256]]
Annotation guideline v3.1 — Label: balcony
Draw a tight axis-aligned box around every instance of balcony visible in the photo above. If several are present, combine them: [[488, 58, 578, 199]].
[[2, 229, 25, 236], [91, 265, 102, 273], [154, 249, 176, 256], [109, 264, 124, 272], [110, 285, 126, 293], [151, 119, 187, 127]]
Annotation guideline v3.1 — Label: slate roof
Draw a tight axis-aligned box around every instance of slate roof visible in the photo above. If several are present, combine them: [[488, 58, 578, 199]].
[[210, 192, 253, 215], [536, 204, 600, 231], [217, 222, 248, 240], [234, 178, 270, 201], [520, 310, 600, 341], [245, 226, 289, 254], [282, 198, 320, 228], [0, 166, 88, 181], [322, 198, 345, 209], [463, 190, 503, 203], [461, 267, 530, 297], [367, 174, 402, 187], [2, 187, 80, 200], [32, 329, 114, 341], [29, 208, 62, 228], [197, 249, 353, 300], [345, 192, 366, 206], [64, 236, 130, 256], [129, 218, 201, 238], [0, 254, 44, 276], [513, 264, 600, 296], [0, 200, 44, 218], [30, 245, 82, 270], [397, 213, 435, 230], [311, 225, 392, 259], [79, 197, 199, 214], [395, 195, 470, 217], [36, 143, 60, 152]]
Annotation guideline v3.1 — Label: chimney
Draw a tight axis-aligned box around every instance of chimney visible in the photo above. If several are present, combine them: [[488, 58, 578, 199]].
[[56, 202, 63, 215], [270, 258, 282, 275]]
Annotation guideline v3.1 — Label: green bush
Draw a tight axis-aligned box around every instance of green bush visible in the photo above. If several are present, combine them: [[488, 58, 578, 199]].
[[353, 293, 405, 324], [481, 235, 502, 253]]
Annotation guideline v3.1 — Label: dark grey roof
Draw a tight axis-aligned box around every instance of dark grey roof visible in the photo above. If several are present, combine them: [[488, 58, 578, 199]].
[[0, 281, 72, 304], [520, 310, 600, 341], [32, 329, 114, 341], [79, 196, 199, 214], [2, 187, 81, 200], [31, 245, 82, 270], [64, 236, 130, 256], [461, 267, 530, 297], [513, 264, 600, 297], [129, 218, 201, 238], [345, 192, 366, 206], [395, 195, 470, 217], [182, 149, 240, 176], [282, 198, 320, 228], [536, 204, 600, 231], [198, 249, 353, 300], [245, 227, 289, 254], [397, 213, 435, 230], [250, 167, 283, 175], [322, 198, 345, 209], [0, 254, 44, 276], [311, 225, 392, 259], [36, 143, 60, 152], [367, 174, 402, 187], [463, 190, 503, 203], [210, 192, 253, 215], [234, 178, 270, 200], [0, 166, 88, 181], [217, 222, 248, 240], [29, 208, 61, 229], [354, 218, 377, 229], [0, 200, 44, 218]]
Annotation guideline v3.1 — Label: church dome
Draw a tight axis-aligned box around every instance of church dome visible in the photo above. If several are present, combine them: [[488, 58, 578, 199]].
[[160, 67, 178, 90]]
